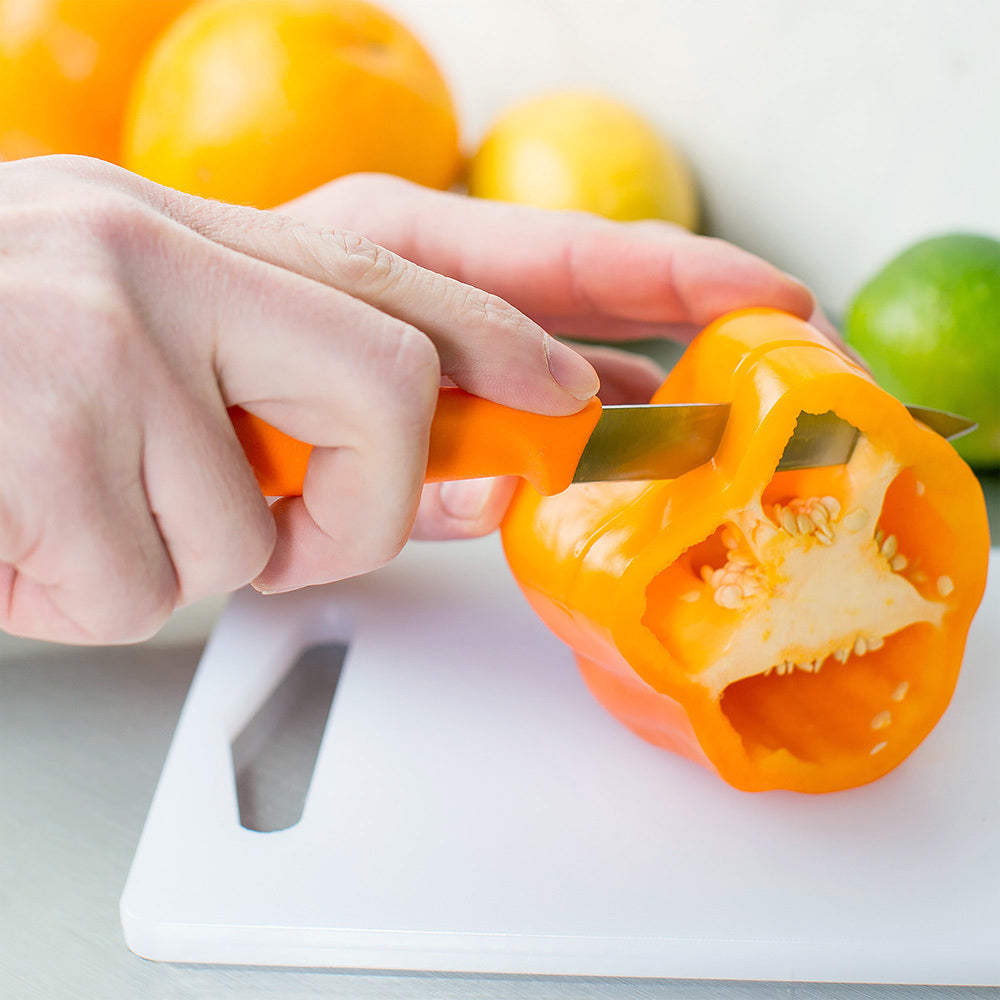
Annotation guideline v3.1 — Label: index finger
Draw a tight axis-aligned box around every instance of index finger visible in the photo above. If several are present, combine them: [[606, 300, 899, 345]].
[[278, 174, 816, 342]]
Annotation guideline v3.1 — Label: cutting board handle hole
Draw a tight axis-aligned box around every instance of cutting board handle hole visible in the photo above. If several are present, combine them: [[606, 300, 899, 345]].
[[230, 640, 347, 833]]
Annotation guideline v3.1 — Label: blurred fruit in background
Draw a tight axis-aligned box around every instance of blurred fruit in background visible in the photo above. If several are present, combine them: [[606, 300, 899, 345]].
[[468, 90, 698, 230], [0, 0, 194, 162], [845, 233, 1000, 469], [122, 0, 461, 208]]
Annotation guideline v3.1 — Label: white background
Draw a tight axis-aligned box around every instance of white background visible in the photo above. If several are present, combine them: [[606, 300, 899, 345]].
[[376, 0, 999, 318]]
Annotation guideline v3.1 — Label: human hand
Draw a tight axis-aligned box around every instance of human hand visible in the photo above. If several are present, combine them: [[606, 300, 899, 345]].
[[278, 174, 825, 542], [0, 155, 602, 642]]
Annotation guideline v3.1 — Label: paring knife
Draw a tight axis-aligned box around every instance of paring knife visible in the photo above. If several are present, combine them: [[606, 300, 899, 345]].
[[229, 389, 976, 498]]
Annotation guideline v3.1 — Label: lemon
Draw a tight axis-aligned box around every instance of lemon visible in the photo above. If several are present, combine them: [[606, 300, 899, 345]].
[[468, 90, 698, 229], [845, 233, 1000, 469]]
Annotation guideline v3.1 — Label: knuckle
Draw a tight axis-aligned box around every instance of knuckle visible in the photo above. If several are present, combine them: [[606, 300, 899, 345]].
[[43, 153, 125, 183], [448, 283, 532, 345], [2, 153, 120, 195], [240, 510, 278, 579], [83, 277, 141, 338], [330, 229, 398, 287], [364, 526, 409, 573], [46, 410, 97, 466], [375, 321, 441, 406], [0, 491, 39, 568], [99, 591, 176, 645], [452, 283, 501, 328], [75, 189, 157, 248], [305, 511, 410, 587], [208, 511, 276, 596], [21, 389, 104, 478], [67, 281, 145, 381], [66, 559, 178, 645], [122, 561, 182, 641], [5, 284, 145, 448]]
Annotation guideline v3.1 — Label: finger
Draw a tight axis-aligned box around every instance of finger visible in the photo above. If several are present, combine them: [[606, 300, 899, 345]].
[[0, 361, 275, 642], [217, 283, 440, 591], [138, 384, 276, 606], [156, 190, 599, 414], [0, 267, 179, 642], [254, 424, 429, 591], [277, 174, 817, 339], [0, 415, 177, 644], [216, 281, 438, 591], [0, 522, 175, 645], [410, 476, 520, 541]]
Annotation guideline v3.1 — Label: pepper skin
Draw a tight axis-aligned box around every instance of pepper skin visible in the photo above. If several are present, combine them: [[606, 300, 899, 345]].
[[500, 309, 990, 793]]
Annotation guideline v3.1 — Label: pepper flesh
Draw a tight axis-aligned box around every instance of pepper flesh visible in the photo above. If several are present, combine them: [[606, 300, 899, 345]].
[[500, 309, 990, 793]]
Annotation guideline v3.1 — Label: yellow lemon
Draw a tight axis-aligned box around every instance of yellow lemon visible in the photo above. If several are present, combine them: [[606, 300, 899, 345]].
[[468, 90, 698, 229]]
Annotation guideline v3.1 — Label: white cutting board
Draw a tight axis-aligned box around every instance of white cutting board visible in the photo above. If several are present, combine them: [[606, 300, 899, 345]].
[[121, 536, 1000, 983]]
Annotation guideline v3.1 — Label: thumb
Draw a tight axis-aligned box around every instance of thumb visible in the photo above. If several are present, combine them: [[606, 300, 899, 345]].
[[410, 477, 520, 540]]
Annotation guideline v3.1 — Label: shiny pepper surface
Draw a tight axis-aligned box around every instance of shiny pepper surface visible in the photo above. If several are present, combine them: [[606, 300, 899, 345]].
[[500, 309, 990, 793]]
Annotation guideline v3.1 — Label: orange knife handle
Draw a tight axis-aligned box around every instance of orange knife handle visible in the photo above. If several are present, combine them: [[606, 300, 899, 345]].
[[426, 388, 602, 495], [229, 389, 602, 498], [229, 406, 312, 497]]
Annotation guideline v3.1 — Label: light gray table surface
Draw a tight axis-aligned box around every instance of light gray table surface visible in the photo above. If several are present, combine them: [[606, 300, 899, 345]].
[[2, 471, 998, 1000]]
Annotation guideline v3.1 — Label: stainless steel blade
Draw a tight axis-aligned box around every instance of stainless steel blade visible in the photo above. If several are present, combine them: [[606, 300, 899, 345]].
[[775, 412, 860, 471], [572, 403, 730, 483], [572, 402, 977, 483], [776, 407, 978, 471], [905, 405, 978, 440]]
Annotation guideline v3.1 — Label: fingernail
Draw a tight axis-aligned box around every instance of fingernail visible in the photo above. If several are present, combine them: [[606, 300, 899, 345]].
[[440, 479, 490, 521], [545, 337, 600, 400]]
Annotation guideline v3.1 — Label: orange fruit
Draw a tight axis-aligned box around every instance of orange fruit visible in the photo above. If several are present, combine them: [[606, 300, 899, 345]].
[[122, 0, 462, 207], [0, 0, 195, 162], [469, 91, 699, 230]]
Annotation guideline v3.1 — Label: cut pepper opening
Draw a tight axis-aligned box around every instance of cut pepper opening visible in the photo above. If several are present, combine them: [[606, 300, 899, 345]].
[[719, 623, 927, 766], [643, 429, 950, 774]]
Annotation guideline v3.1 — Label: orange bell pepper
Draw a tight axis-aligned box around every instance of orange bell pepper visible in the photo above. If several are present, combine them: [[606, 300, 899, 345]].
[[500, 308, 990, 793]]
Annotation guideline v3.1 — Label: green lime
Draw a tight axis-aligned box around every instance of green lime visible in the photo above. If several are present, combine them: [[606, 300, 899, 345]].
[[845, 233, 1000, 468]]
